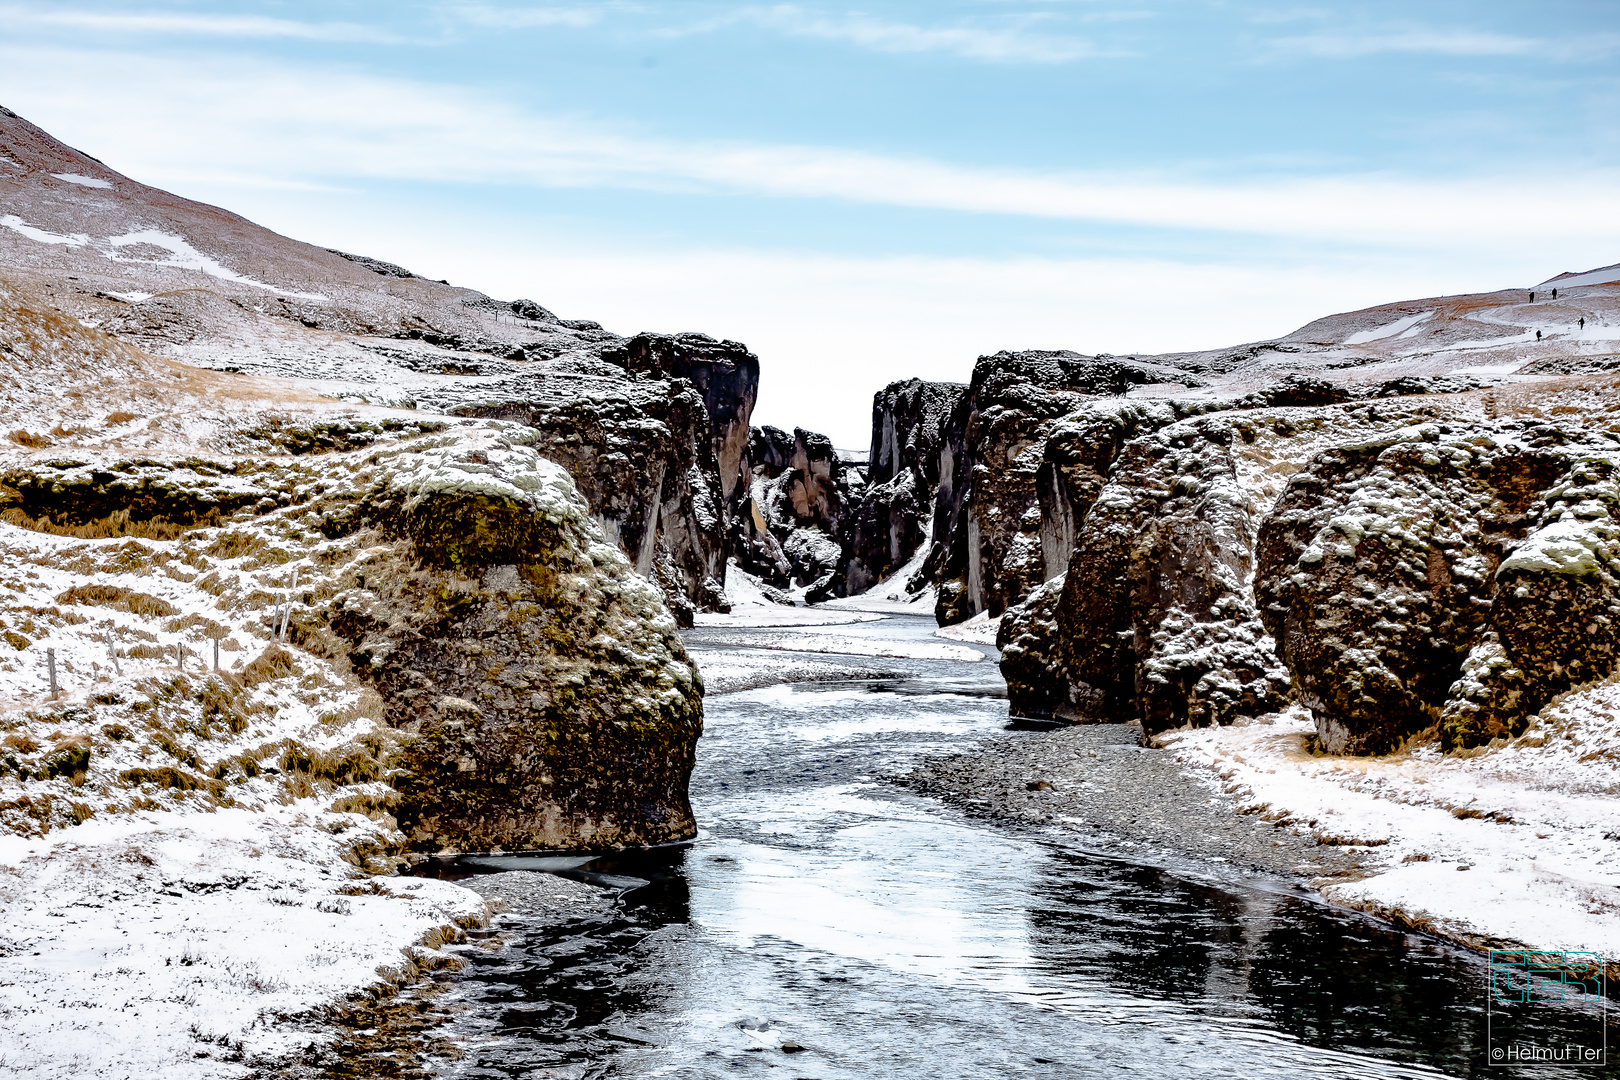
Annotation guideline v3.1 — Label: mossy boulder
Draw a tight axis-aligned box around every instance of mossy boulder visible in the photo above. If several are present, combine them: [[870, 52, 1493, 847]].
[[1256, 421, 1620, 753], [1000, 415, 1287, 733], [328, 428, 704, 851]]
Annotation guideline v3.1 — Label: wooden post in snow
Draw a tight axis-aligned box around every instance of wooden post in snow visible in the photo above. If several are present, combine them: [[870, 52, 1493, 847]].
[[46, 647, 58, 700], [278, 568, 300, 641], [106, 632, 121, 676]]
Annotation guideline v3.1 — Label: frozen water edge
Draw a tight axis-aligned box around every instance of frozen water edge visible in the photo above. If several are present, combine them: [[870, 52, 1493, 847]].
[[1159, 702, 1620, 965]]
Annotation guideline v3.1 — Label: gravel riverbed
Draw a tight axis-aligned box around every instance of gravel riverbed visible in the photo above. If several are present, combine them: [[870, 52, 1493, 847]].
[[905, 721, 1369, 883]]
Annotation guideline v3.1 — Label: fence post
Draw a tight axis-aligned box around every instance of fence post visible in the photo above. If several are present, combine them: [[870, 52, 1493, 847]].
[[213, 637, 220, 671], [46, 647, 58, 699], [106, 632, 121, 676], [278, 568, 300, 641], [177, 642, 185, 673]]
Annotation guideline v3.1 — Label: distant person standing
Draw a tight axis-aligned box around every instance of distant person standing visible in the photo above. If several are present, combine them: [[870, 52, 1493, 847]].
[[1530, 290, 1536, 302], [1580, 316, 1587, 331], [1553, 288, 1559, 299], [1537, 330, 1543, 341]]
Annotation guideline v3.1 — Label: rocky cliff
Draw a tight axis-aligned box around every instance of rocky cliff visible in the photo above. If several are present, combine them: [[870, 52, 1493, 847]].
[[839, 378, 965, 596], [732, 424, 865, 601], [990, 376, 1620, 755], [923, 351, 1196, 624], [0, 105, 757, 615], [0, 273, 702, 853]]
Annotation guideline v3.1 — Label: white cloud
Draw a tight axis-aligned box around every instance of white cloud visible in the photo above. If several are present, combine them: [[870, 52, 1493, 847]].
[[730, 5, 1110, 63], [1269, 27, 1620, 61], [440, 3, 613, 30], [5, 45, 1617, 256], [0, 5, 406, 44]]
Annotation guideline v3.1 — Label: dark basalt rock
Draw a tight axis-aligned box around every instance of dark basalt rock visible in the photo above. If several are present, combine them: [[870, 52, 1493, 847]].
[[733, 424, 863, 599], [1236, 375, 1348, 410], [1255, 420, 1620, 753], [925, 351, 1199, 624], [1000, 415, 1287, 733], [841, 379, 965, 595], [448, 332, 760, 612]]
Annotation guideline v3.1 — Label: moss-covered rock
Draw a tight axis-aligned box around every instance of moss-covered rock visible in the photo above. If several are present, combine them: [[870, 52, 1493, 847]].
[[1256, 421, 1620, 753], [1000, 414, 1287, 733], [324, 429, 704, 851]]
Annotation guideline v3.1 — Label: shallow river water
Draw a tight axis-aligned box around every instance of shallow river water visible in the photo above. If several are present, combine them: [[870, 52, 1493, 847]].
[[416, 615, 1614, 1079]]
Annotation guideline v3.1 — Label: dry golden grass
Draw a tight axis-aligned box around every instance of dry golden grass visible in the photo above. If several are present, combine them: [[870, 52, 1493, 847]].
[[2, 507, 204, 541], [55, 584, 178, 618], [6, 430, 50, 448]]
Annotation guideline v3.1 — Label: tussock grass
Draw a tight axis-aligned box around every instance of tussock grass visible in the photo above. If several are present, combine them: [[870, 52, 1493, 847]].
[[240, 645, 296, 688], [6, 507, 202, 540], [55, 584, 178, 617]]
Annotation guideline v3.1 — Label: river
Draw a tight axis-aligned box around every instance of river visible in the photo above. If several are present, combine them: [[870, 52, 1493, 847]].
[[412, 613, 1614, 1079]]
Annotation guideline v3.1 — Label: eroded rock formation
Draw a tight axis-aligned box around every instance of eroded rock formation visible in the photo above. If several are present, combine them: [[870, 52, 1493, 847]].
[[0, 413, 704, 852], [448, 333, 759, 619], [320, 431, 703, 849], [733, 425, 864, 601], [1257, 420, 1620, 753], [924, 351, 1196, 624], [1000, 413, 1287, 733], [840, 379, 965, 596]]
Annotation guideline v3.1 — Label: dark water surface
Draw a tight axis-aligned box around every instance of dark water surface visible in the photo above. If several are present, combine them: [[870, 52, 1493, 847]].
[[416, 614, 1615, 1079]]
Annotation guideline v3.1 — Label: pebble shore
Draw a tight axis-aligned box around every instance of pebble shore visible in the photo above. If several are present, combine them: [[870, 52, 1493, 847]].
[[904, 721, 1368, 883]]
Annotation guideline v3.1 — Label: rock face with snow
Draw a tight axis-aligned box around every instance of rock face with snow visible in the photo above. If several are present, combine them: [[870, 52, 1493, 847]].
[[0, 408, 704, 852], [732, 424, 864, 601], [1000, 414, 1287, 732], [1255, 420, 1620, 753], [839, 378, 965, 596], [0, 107, 758, 614], [452, 333, 759, 618], [925, 351, 1195, 624]]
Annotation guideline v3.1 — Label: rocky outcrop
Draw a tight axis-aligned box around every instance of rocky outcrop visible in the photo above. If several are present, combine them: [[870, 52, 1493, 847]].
[[926, 351, 1196, 624], [1, 422, 704, 852], [447, 333, 760, 615], [733, 425, 864, 600], [321, 431, 703, 849], [840, 379, 965, 595], [1255, 420, 1620, 753], [1000, 414, 1287, 733]]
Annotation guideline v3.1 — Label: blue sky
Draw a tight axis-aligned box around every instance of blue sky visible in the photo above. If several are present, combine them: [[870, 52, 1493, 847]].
[[3, 1, 1618, 441]]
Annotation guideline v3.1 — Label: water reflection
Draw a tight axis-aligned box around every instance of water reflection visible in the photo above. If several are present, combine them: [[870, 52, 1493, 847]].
[[405, 617, 1616, 1079]]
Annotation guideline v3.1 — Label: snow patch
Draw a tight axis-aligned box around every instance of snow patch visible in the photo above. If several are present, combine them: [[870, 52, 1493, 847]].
[[51, 173, 113, 189], [1, 215, 90, 247], [106, 229, 329, 302], [0, 217, 328, 301], [1538, 265, 1620, 290], [1160, 700, 1620, 961], [935, 610, 1002, 645], [1344, 311, 1432, 345]]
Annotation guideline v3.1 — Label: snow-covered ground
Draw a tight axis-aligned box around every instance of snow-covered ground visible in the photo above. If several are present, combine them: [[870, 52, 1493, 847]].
[[0, 463, 496, 1076], [934, 610, 1001, 646], [0, 807, 487, 1079], [1160, 696, 1620, 966], [696, 562, 882, 628]]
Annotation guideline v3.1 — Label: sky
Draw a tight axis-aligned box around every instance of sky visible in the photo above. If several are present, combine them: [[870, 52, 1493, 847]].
[[2, 1, 1618, 444]]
